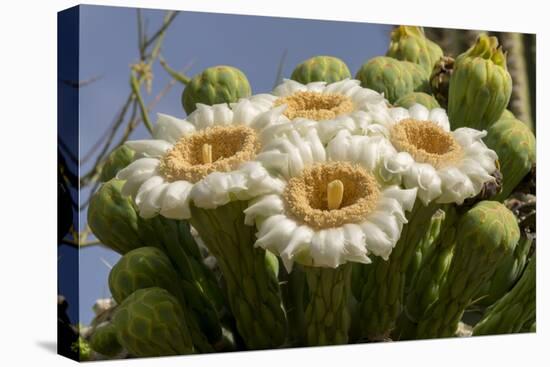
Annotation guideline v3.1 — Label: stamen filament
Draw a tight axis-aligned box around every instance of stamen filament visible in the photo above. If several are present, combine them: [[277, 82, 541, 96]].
[[327, 179, 344, 210]]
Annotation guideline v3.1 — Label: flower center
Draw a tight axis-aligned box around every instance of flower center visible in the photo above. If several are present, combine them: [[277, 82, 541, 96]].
[[390, 119, 462, 168], [274, 91, 354, 121], [283, 162, 380, 229], [159, 125, 260, 183]]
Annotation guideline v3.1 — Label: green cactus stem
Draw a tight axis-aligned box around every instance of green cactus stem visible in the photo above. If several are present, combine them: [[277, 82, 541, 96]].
[[112, 287, 195, 357], [355, 56, 429, 104], [108, 247, 214, 352], [99, 145, 135, 183], [280, 264, 307, 346], [189, 200, 287, 349], [473, 255, 536, 335], [291, 55, 351, 84], [413, 201, 520, 339], [386, 26, 443, 76], [395, 205, 458, 340], [303, 263, 352, 346], [89, 323, 123, 357], [484, 113, 536, 201], [448, 35, 512, 130], [474, 233, 533, 307], [394, 92, 440, 109], [181, 65, 251, 115], [353, 201, 440, 340]]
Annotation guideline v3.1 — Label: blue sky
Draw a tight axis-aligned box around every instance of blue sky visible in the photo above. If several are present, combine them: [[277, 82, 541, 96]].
[[72, 4, 392, 324]]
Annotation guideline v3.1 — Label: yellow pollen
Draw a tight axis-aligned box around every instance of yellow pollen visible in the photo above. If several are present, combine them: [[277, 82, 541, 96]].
[[274, 91, 354, 121], [202, 144, 213, 164], [390, 119, 463, 168], [283, 162, 380, 229], [159, 125, 260, 183], [327, 179, 344, 210]]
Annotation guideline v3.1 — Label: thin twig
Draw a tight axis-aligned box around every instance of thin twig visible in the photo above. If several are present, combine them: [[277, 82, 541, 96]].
[[159, 56, 191, 84], [143, 11, 178, 50]]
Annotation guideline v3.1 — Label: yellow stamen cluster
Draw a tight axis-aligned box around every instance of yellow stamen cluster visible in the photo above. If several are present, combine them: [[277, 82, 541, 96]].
[[160, 125, 260, 183], [274, 91, 354, 121], [390, 119, 463, 168], [283, 162, 380, 229]]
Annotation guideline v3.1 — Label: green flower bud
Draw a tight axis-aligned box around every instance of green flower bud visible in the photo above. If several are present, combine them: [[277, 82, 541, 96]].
[[473, 255, 536, 335], [89, 323, 123, 357], [386, 26, 443, 76], [99, 145, 134, 183], [181, 65, 251, 115], [355, 56, 429, 104], [414, 201, 520, 338], [485, 115, 536, 201], [108, 247, 181, 304], [475, 233, 533, 307], [112, 287, 195, 357], [394, 92, 440, 109], [88, 179, 153, 254], [448, 35, 512, 129], [291, 55, 351, 84]]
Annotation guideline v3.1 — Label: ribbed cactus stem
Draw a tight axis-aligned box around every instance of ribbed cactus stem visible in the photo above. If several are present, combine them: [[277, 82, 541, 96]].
[[473, 255, 536, 335], [395, 205, 458, 340], [303, 264, 352, 346], [413, 201, 520, 339], [189, 201, 287, 349], [498, 32, 533, 131], [354, 201, 439, 339]]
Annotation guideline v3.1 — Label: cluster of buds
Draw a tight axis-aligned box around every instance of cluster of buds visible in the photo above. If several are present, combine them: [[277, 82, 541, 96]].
[[87, 26, 536, 358]]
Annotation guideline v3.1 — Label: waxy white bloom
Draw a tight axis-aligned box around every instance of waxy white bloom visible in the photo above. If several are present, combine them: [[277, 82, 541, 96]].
[[116, 100, 287, 219], [244, 127, 417, 271], [242, 78, 390, 144], [366, 104, 498, 205]]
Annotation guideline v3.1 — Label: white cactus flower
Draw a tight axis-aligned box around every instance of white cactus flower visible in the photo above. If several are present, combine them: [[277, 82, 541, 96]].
[[116, 100, 287, 219], [239, 78, 390, 144], [364, 103, 498, 205], [245, 127, 417, 271]]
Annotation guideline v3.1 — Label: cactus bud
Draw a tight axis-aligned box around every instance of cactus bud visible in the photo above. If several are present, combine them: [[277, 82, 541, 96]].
[[394, 92, 440, 109], [291, 55, 351, 84], [485, 115, 536, 201], [448, 35, 512, 129], [356, 56, 429, 103], [386, 26, 443, 76], [88, 179, 154, 254], [181, 65, 251, 115], [89, 323, 123, 357], [473, 255, 536, 335], [414, 201, 520, 338], [99, 145, 135, 183], [112, 287, 195, 357]]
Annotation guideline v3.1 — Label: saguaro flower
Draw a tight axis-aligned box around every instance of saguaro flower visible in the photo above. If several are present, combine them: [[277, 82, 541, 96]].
[[245, 126, 416, 345], [351, 103, 498, 339], [117, 102, 289, 350], [249, 78, 389, 143]]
